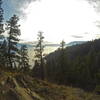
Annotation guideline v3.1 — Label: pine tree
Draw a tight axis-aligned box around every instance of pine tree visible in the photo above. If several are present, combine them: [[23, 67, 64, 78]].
[[0, 0, 5, 68], [19, 45, 30, 72], [0, 0, 4, 34], [34, 31, 45, 80], [0, 39, 8, 67], [58, 40, 68, 84], [6, 15, 21, 68], [60, 40, 65, 50]]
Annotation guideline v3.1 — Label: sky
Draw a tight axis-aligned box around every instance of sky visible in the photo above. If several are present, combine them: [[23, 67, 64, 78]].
[[3, 0, 100, 43]]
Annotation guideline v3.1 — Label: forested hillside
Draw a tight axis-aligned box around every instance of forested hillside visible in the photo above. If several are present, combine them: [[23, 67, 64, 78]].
[[43, 39, 100, 91]]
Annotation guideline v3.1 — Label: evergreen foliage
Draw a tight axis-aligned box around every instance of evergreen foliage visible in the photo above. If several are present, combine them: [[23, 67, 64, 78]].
[[6, 15, 21, 68], [45, 39, 100, 91], [0, 0, 4, 34], [33, 31, 45, 80], [19, 44, 30, 72], [0, 0, 6, 68]]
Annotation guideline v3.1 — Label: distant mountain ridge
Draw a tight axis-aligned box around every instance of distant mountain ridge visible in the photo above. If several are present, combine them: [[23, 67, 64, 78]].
[[67, 41, 86, 46], [0, 37, 86, 47], [19, 41, 86, 47]]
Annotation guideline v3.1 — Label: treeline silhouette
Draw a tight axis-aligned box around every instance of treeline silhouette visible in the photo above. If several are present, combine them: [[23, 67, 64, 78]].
[[0, 0, 46, 77], [0, 0, 30, 72]]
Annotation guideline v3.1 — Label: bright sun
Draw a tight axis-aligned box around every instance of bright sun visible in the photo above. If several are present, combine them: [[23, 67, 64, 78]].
[[20, 0, 100, 43]]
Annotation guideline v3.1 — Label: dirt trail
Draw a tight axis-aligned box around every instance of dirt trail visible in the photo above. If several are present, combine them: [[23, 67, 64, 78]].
[[12, 78, 44, 100]]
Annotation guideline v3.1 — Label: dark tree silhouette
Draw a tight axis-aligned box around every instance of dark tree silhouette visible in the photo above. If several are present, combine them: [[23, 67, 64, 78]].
[[60, 40, 65, 50], [19, 45, 30, 72], [34, 31, 45, 80], [58, 40, 68, 84], [0, 0, 6, 68], [6, 15, 21, 68], [0, 39, 8, 67], [0, 0, 4, 34]]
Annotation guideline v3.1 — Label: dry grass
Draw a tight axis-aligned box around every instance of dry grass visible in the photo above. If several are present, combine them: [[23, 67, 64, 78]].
[[0, 72, 100, 100]]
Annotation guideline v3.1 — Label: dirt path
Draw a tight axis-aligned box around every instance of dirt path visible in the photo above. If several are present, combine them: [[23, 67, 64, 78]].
[[12, 78, 44, 100]]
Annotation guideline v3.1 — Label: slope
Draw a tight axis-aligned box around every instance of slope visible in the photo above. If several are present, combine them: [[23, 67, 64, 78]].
[[0, 71, 100, 100]]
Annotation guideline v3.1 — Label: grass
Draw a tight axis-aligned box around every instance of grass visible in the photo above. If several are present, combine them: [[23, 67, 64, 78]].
[[0, 71, 100, 100]]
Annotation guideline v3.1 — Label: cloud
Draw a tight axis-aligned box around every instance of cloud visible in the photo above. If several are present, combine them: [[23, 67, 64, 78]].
[[86, 0, 100, 12], [94, 21, 100, 28], [71, 35, 84, 38], [95, 34, 100, 38], [84, 32, 90, 34], [19, 0, 100, 43], [10, 0, 36, 7], [10, 0, 37, 15]]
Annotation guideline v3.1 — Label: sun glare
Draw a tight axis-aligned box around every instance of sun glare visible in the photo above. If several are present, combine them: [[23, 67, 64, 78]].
[[20, 0, 100, 43]]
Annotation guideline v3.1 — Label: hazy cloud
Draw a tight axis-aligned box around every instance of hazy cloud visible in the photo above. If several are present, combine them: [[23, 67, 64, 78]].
[[71, 35, 84, 38], [15, 0, 100, 43], [84, 32, 90, 34], [10, 0, 36, 7], [86, 0, 100, 12], [85, 0, 100, 30], [95, 21, 100, 27], [10, 0, 37, 15], [95, 33, 100, 38]]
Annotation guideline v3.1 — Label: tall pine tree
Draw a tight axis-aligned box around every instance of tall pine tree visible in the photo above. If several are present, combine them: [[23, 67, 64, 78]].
[[34, 31, 45, 80], [0, 0, 5, 68], [0, 39, 8, 67], [0, 0, 4, 34], [19, 44, 30, 72], [58, 40, 68, 84], [6, 15, 21, 68]]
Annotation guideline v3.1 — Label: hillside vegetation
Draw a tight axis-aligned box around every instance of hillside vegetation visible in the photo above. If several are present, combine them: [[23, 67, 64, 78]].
[[39, 39, 100, 91], [0, 71, 100, 100]]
